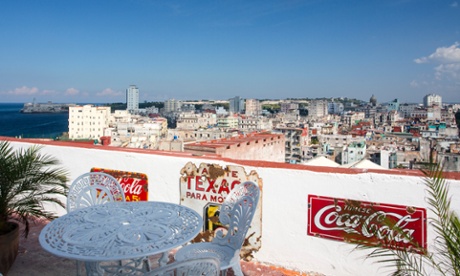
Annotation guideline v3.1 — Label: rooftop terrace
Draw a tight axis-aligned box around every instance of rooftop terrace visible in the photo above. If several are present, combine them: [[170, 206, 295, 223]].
[[3, 137, 460, 275]]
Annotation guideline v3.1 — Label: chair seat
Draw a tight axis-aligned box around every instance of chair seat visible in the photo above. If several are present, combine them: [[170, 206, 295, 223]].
[[175, 242, 237, 270]]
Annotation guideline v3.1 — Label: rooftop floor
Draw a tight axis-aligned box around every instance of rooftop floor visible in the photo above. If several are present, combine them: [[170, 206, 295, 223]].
[[8, 219, 323, 276]]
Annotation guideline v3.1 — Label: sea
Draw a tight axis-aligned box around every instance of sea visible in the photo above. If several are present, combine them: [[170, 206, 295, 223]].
[[0, 103, 69, 139]]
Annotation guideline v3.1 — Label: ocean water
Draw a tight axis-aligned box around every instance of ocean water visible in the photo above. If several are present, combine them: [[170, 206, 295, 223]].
[[0, 103, 69, 138]]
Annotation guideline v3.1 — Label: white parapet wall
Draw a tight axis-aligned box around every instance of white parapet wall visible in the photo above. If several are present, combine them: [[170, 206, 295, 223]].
[[5, 139, 460, 276]]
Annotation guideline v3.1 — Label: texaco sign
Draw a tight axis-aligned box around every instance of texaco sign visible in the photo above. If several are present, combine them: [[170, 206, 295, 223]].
[[180, 162, 262, 260]]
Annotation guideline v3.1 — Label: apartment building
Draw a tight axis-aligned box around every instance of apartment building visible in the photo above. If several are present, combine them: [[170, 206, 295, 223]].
[[164, 99, 182, 112], [68, 105, 111, 140], [126, 85, 139, 113], [273, 127, 309, 164], [176, 112, 217, 130], [309, 100, 328, 118], [340, 141, 367, 165], [217, 116, 239, 129], [424, 93, 442, 107], [229, 96, 244, 114], [245, 99, 262, 116]]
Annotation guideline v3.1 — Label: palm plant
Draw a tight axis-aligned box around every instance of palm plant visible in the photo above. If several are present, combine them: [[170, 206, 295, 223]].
[[347, 163, 460, 276], [0, 140, 69, 237]]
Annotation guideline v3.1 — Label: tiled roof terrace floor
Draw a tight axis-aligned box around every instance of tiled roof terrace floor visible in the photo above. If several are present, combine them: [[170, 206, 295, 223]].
[[8, 219, 323, 276]]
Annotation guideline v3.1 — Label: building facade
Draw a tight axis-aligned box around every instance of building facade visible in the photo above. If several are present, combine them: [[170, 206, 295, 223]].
[[126, 85, 139, 113], [424, 93, 442, 107], [229, 96, 244, 114], [245, 99, 262, 116], [68, 105, 111, 140], [164, 99, 182, 113]]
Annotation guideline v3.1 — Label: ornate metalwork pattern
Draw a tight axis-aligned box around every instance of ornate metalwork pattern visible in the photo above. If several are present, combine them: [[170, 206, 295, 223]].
[[67, 172, 125, 212], [39, 201, 203, 262], [175, 181, 260, 276]]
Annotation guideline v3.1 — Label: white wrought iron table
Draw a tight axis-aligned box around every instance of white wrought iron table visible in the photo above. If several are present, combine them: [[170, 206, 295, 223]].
[[39, 201, 203, 275]]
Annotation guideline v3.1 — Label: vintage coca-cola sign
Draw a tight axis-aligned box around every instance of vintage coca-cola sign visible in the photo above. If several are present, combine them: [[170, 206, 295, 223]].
[[91, 168, 148, 201], [307, 195, 427, 253]]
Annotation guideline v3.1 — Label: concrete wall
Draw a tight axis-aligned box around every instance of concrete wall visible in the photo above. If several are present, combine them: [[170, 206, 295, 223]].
[[5, 138, 460, 276]]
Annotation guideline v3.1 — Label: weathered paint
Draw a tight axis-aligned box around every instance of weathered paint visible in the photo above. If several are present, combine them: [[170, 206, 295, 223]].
[[179, 162, 263, 260], [91, 167, 148, 201]]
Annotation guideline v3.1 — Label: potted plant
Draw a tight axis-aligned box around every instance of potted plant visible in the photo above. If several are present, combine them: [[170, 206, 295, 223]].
[[0, 141, 69, 275]]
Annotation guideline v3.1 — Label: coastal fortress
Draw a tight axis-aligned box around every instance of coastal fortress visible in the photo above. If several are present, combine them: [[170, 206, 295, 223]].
[[20, 101, 75, 113]]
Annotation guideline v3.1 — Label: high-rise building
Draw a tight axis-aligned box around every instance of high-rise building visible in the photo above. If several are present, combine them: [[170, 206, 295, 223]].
[[229, 96, 244, 114], [309, 100, 328, 118], [245, 99, 262, 116], [126, 85, 139, 113], [423, 93, 442, 107], [164, 99, 182, 112]]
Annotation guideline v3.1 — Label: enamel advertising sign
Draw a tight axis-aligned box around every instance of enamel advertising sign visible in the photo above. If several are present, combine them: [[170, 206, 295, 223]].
[[179, 162, 262, 260], [91, 168, 148, 201], [307, 195, 427, 253]]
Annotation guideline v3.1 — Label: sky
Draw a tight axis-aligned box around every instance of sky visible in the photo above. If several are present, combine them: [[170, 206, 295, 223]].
[[1, 0, 459, 104]]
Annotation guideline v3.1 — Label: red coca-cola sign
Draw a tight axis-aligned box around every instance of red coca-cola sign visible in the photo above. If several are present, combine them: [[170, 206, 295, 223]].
[[91, 168, 148, 201], [307, 195, 427, 253]]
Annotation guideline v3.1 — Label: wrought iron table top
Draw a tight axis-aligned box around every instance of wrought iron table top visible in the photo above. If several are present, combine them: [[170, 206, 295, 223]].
[[39, 201, 203, 262]]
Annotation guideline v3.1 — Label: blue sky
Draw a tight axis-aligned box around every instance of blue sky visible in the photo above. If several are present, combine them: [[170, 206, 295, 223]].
[[1, 0, 459, 104]]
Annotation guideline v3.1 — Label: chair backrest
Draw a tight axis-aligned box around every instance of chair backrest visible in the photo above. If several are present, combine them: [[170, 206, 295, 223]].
[[66, 172, 125, 212], [145, 257, 220, 276], [212, 181, 260, 250]]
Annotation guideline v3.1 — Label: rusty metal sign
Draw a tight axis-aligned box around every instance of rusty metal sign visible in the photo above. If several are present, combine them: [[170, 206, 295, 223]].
[[308, 195, 427, 253], [180, 162, 262, 260], [91, 167, 148, 202]]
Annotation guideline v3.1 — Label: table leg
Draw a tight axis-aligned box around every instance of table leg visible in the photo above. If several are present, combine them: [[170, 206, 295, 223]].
[[159, 252, 170, 267]]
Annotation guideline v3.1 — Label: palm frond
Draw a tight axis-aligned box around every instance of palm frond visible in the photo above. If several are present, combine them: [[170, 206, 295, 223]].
[[347, 162, 460, 276], [0, 141, 69, 237]]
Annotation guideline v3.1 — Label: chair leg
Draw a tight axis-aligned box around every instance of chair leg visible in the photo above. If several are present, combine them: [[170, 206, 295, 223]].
[[231, 263, 244, 276]]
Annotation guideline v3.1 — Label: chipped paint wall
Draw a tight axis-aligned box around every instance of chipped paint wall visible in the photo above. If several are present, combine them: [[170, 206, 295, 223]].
[[7, 139, 460, 276]]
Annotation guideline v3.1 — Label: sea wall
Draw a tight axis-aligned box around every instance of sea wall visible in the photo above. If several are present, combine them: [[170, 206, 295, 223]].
[[5, 138, 460, 276]]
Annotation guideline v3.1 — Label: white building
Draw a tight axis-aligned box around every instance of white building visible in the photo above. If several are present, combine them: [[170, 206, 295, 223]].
[[327, 102, 344, 115], [68, 105, 111, 140], [245, 99, 262, 116], [126, 85, 139, 113], [164, 99, 182, 112], [423, 93, 442, 107], [309, 100, 329, 118], [217, 116, 239, 129], [341, 141, 366, 165]]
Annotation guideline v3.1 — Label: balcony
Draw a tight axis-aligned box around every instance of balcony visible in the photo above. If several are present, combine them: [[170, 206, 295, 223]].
[[3, 137, 460, 276]]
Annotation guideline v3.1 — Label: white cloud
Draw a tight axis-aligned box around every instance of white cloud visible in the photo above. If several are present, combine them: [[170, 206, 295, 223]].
[[451, 2, 458, 8], [42, 89, 57, 95], [414, 42, 460, 82], [96, 88, 122, 97], [414, 42, 460, 64], [7, 86, 39, 95], [435, 63, 460, 80], [65, 88, 80, 96]]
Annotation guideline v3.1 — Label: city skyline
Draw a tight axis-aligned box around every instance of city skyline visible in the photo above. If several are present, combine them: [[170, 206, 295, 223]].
[[1, 0, 459, 104]]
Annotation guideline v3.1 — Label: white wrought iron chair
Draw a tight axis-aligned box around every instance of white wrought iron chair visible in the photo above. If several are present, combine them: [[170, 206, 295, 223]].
[[67, 172, 126, 275], [67, 172, 125, 212], [174, 181, 260, 276], [144, 257, 220, 276]]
